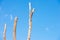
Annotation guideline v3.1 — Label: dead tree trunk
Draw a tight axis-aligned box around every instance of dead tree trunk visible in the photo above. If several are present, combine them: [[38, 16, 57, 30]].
[[13, 17, 18, 40], [27, 2, 35, 40], [3, 24, 6, 40]]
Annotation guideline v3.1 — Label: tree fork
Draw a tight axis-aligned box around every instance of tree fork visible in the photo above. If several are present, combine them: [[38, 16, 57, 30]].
[[27, 2, 35, 40]]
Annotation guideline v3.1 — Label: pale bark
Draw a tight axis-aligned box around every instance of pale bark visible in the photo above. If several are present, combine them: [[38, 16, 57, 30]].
[[13, 17, 18, 40], [3, 24, 6, 40], [27, 2, 35, 40]]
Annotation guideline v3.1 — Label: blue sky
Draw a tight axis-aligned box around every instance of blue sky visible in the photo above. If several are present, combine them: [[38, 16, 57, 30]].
[[0, 0, 60, 40]]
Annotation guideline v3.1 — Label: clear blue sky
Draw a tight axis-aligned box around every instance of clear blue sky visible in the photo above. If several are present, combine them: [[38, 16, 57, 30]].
[[0, 0, 60, 40]]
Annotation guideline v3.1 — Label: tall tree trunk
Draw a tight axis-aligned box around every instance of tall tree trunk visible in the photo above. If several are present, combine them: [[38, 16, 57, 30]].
[[3, 24, 6, 40], [27, 2, 35, 40], [13, 17, 18, 40]]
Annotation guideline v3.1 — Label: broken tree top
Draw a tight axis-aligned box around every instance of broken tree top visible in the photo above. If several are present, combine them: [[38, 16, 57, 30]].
[[29, 2, 31, 11], [15, 16, 18, 21], [29, 2, 35, 13], [4, 24, 6, 30]]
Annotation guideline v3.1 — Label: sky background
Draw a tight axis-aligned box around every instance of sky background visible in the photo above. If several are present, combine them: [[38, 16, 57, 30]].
[[0, 0, 60, 40]]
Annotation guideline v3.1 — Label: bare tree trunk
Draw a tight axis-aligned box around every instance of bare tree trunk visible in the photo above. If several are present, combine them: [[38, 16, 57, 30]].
[[3, 24, 6, 40], [13, 17, 18, 40], [27, 2, 35, 40]]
